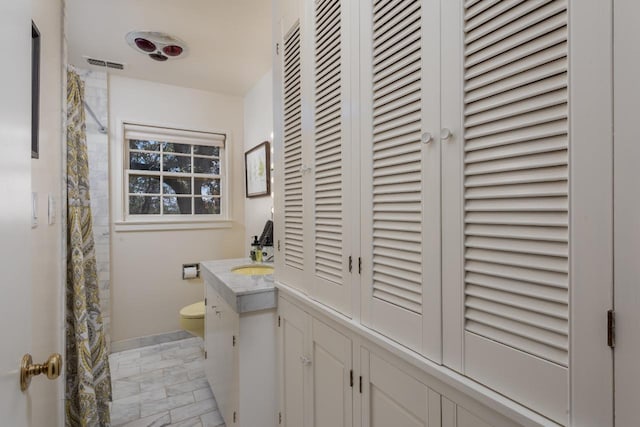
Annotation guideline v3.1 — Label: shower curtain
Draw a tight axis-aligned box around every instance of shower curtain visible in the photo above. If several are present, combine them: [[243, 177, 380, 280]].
[[65, 69, 112, 427]]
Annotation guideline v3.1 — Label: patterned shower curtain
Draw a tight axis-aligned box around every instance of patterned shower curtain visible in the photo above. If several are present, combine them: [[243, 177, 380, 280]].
[[65, 69, 112, 427]]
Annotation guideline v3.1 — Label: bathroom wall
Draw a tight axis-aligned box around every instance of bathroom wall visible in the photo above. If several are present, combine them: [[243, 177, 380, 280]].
[[77, 68, 111, 351], [108, 75, 246, 343], [31, 0, 64, 424], [243, 70, 274, 244]]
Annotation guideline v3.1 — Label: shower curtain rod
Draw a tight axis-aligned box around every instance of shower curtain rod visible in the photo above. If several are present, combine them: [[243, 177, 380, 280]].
[[83, 101, 107, 134]]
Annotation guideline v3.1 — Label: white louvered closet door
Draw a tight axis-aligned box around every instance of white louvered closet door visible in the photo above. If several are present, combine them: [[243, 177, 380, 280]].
[[360, 0, 442, 361], [277, 21, 307, 288], [443, 1, 571, 424], [310, 0, 354, 317]]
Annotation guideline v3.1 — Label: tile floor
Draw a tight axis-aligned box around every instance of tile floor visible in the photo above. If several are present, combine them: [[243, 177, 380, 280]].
[[109, 337, 226, 427]]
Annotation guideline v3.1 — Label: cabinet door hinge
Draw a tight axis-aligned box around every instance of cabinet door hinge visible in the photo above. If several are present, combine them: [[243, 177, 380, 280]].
[[279, 412, 282, 424], [358, 257, 362, 275], [359, 376, 362, 394], [277, 240, 281, 252], [204, 350, 207, 359], [278, 315, 281, 327], [276, 42, 280, 55], [608, 309, 616, 348], [349, 370, 353, 387], [233, 411, 237, 423], [233, 335, 236, 347], [348, 256, 353, 273], [204, 297, 207, 306]]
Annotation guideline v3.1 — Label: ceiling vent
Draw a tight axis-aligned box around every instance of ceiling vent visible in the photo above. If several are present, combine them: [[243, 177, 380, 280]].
[[84, 56, 125, 70], [125, 31, 188, 62]]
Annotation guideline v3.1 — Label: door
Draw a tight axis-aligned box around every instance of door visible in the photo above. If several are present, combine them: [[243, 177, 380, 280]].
[[613, 0, 640, 423], [360, 349, 441, 427], [310, 318, 352, 427], [274, 0, 308, 291], [308, 0, 355, 317], [0, 0, 33, 425], [359, 0, 443, 362], [441, 1, 613, 424], [278, 297, 309, 427]]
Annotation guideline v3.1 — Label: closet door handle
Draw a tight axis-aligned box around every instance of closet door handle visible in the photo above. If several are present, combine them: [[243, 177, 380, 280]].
[[300, 356, 312, 366], [440, 128, 452, 141], [421, 132, 432, 144]]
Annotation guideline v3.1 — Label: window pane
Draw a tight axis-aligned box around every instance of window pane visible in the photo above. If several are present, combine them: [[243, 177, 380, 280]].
[[130, 152, 160, 171], [129, 140, 160, 151], [129, 196, 160, 214], [162, 177, 192, 195], [194, 145, 219, 156], [129, 175, 160, 194], [195, 196, 220, 214], [195, 178, 220, 196], [163, 154, 191, 173], [162, 142, 191, 154], [194, 157, 220, 174], [163, 196, 192, 214]]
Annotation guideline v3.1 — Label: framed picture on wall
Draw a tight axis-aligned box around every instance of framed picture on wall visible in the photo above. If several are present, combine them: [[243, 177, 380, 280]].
[[245, 141, 270, 198]]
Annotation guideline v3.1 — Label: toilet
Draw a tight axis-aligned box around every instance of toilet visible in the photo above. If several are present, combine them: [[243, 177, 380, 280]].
[[179, 301, 205, 338]]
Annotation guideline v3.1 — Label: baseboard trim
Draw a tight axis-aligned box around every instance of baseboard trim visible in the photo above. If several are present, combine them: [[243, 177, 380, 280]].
[[110, 330, 194, 353]]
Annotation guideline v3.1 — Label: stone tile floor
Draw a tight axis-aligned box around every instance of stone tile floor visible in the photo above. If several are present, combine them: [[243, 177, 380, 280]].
[[109, 337, 226, 427]]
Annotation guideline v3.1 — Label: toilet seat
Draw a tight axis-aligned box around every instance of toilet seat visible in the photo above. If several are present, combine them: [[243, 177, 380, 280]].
[[180, 301, 205, 319]]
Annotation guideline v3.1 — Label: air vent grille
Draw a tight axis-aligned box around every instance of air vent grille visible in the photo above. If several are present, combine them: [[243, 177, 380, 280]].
[[106, 62, 124, 70], [84, 56, 125, 70]]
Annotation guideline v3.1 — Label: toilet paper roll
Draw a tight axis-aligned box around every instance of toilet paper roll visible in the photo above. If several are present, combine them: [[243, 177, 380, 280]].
[[183, 266, 198, 279]]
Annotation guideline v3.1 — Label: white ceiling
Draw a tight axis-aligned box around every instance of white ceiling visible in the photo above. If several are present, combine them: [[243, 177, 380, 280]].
[[66, 0, 272, 96]]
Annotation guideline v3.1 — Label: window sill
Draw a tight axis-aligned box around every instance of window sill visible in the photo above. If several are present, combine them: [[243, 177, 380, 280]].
[[114, 219, 233, 232]]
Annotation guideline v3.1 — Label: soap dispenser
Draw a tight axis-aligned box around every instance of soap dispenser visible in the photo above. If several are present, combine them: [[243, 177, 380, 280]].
[[250, 235, 261, 262]]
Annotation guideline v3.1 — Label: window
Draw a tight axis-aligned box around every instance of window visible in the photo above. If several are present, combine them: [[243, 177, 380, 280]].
[[123, 124, 227, 220]]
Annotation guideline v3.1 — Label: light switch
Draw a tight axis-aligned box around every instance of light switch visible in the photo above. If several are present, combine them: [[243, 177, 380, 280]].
[[48, 194, 56, 225], [31, 192, 38, 228]]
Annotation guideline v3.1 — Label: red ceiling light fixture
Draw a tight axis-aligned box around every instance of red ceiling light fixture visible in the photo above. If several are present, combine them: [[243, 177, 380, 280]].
[[134, 38, 156, 52], [126, 31, 188, 62]]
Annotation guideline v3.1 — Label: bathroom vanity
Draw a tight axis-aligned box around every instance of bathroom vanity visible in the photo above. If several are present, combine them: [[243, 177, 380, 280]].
[[200, 258, 277, 427]]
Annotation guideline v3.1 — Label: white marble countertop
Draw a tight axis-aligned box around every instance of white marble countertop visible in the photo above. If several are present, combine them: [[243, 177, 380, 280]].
[[200, 258, 277, 314]]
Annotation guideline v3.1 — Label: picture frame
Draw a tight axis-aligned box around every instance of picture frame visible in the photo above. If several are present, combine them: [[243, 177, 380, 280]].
[[31, 21, 41, 159], [244, 141, 270, 198]]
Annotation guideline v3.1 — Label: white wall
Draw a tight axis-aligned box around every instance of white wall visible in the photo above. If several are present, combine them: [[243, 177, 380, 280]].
[[108, 75, 246, 343], [31, 0, 63, 424], [243, 70, 274, 242]]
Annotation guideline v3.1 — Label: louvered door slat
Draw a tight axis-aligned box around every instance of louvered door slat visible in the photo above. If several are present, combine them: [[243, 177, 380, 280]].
[[461, 2, 570, 420], [283, 25, 304, 271]]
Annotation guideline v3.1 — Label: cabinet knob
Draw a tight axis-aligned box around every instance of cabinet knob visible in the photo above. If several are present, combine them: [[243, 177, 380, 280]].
[[441, 128, 452, 141], [300, 356, 312, 366], [421, 132, 432, 144]]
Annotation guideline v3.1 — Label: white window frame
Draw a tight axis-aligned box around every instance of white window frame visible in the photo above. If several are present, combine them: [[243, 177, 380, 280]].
[[114, 121, 233, 232]]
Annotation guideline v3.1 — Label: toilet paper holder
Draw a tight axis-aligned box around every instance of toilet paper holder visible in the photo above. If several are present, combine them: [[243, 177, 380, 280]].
[[182, 263, 200, 280]]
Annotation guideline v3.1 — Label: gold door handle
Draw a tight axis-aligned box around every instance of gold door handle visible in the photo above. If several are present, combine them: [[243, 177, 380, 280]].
[[20, 353, 62, 391]]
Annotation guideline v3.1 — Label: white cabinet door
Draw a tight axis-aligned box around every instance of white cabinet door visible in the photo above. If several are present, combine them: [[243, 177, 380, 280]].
[[279, 297, 310, 427], [361, 350, 441, 427], [440, 1, 613, 424], [307, 0, 356, 317], [279, 297, 354, 427], [208, 291, 239, 426], [359, 0, 442, 362], [442, 1, 572, 423], [274, 0, 308, 290], [204, 291, 218, 389], [310, 318, 353, 427]]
